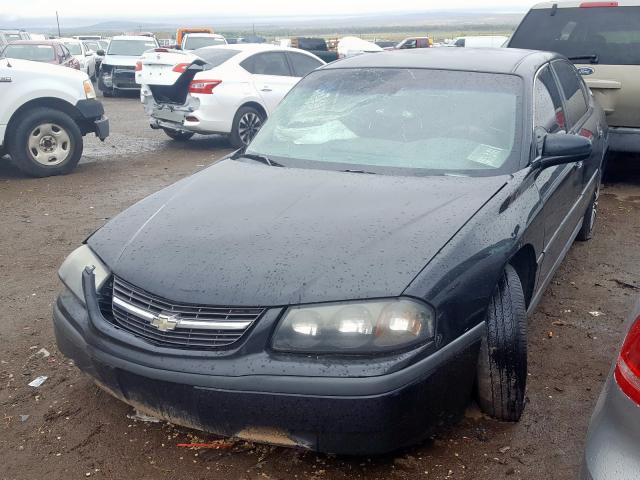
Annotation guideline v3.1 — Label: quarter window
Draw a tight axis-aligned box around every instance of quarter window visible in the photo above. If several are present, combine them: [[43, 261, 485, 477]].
[[534, 65, 566, 153], [287, 52, 323, 77], [241, 52, 291, 76], [552, 60, 589, 127]]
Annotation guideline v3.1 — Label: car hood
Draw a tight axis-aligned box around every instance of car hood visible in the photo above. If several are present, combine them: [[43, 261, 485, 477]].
[[2, 57, 87, 80], [88, 160, 508, 307], [102, 55, 139, 67]]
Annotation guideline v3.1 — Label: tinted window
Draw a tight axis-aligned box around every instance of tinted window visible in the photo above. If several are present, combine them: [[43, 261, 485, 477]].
[[455, 38, 466, 47], [399, 39, 417, 49], [241, 52, 291, 76], [107, 39, 157, 56], [248, 69, 523, 177], [184, 36, 226, 50], [3, 44, 55, 62], [288, 52, 323, 77], [194, 48, 240, 66], [552, 60, 589, 127], [509, 7, 640, 65], [296, 38, 327, 51], [534, 65, 566, 153]]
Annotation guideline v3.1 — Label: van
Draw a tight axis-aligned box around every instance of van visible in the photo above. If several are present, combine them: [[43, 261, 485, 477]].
[[508, 1, 640, 153]]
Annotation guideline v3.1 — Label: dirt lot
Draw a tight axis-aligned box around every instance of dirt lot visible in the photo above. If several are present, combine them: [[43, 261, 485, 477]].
[[1, 94, 640, 480]]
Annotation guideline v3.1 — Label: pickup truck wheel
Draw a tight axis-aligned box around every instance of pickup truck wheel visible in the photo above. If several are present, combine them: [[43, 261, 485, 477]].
[[162, 128, 194, 141], [576, 180, 600, 242], [230, 106, 265, 148], [8, 107, 83, 177], [476, 264, 527, 422]]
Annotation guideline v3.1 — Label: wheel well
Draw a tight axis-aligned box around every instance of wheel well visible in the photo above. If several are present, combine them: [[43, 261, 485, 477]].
[[240, 101, 267, 120], [5, 98, 81, 147], [509, 245, 537, 308]]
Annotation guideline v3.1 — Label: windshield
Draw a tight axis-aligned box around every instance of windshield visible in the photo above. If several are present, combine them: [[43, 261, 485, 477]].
[[63, 42, 82, 55], [3, 44, 55, 61], [184, 36, 226, 50], [107, 39, 156, 56], [509, 6, 640, 65], [84, 41, 100, 52], [247, 68, 523, 177]]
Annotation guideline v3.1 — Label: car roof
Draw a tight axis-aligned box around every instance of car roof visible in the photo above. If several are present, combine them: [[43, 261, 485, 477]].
[[111, 35, 156, 41], [185, 33, 225, 38], [323, 47, 559, 75], [531, 0, 640, 7], [4, 40, 60, 45], [59, 38, 82, 43]]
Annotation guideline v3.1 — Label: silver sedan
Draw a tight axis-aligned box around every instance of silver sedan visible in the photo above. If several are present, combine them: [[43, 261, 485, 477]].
[[582, 300, 640, 479]]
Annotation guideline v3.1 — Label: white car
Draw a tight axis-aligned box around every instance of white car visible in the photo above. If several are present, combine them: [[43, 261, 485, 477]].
[[98, 35, 158, 97], [60, 38, 97, 80], [137, 44, 324, 147], [181, 33, 227, 52], [0, 56, 109, 177]]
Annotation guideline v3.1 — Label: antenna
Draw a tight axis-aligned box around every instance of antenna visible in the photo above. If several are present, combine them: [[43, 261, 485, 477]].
[[56, 11, 61, 37]]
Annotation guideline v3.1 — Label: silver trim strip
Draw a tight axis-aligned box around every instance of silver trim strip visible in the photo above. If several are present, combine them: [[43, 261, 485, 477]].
[[112, 296, 252, 331]]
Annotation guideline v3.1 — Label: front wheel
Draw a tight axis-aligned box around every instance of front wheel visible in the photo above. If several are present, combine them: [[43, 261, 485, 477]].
[[7, 107, 83, 177], [230, 106, 265, 149], [476, 264, 527, 422], [162, 128, 194, 141]]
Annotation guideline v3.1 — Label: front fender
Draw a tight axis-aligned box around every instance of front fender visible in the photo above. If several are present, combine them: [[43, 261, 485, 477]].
[[404, 169, 544, 347]]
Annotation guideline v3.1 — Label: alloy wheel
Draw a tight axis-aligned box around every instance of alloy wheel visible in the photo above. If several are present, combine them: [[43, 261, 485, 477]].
[[27, 123, 71, 166], [238, 112, 263, 145]]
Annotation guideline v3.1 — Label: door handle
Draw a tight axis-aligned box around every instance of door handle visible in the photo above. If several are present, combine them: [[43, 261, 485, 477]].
[[261, 86, 272, 92]]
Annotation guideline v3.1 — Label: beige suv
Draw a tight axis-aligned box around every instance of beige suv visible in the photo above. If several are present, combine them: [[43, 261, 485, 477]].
[[508, 1, 640, 152]]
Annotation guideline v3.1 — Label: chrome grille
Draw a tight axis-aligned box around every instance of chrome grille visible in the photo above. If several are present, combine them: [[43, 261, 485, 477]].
[[99, 276, 264, 350]]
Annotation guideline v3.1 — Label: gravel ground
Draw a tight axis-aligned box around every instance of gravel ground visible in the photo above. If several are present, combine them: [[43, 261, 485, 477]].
[[1, 94, 639, 480]]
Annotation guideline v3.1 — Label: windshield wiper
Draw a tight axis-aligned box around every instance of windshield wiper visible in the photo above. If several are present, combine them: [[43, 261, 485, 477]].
[[342, 169, 377, 175], [568, 54, 599, 64], [237, 153, 284, 167]]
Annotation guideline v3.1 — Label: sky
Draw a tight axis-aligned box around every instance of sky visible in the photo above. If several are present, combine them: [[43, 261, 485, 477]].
[[2, 0, 533, 19]]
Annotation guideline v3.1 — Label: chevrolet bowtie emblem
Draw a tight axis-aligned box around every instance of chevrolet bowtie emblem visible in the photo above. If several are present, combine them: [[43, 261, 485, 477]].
[[150, 312, 179, 332]]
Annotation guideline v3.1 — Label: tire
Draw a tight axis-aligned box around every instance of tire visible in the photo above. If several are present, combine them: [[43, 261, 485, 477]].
[[162, 128, 194, 141], [7, 107, 83, 177], [576, 178, 601, 242], [230, 105, 265, 149], [102, 89, 114, 98], [476, 264, 527, 422]]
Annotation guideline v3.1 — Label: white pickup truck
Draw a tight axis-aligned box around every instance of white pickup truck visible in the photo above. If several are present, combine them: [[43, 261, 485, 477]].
[[0, 56, 109, 177]]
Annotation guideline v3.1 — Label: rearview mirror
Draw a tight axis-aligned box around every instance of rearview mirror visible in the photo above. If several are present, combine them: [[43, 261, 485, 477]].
[[96, 49, 105, 56], [533, 133, 592, 170]]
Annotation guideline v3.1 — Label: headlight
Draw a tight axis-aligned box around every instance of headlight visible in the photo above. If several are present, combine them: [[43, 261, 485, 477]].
[[83, 79, 96, 99], [272, 298, 435, 354], [58, 245, 110, 305]]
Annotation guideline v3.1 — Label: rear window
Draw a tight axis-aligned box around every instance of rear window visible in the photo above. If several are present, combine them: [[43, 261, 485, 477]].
[[184, 36, 226, 50], [509, 6, 640, 65], [108, 39, 157, 56], [3, 44, 55, 62], [193, 48, 240, 67]]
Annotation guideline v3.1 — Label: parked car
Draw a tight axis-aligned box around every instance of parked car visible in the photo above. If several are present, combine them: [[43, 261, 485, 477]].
[[337, 36, 384, 58], [0, 56, 109, 176], [1, 40, 80, 70], [54, 48, 606, 454], [83, 40, 108, 73], [396, 36, 432, 49], [98, 35, 158, 96], [289, 37, 339, 63], [582, 300, 640, 479], [508, 1, 640, 153], [60, 38, 97, 80], [137, 44, 324, 146], [0, 29, 30, 43], [375, 40, 397, 49], [451, 36, 509, 48], [175, 27, 213, 47], [181, 33, 226, 51]]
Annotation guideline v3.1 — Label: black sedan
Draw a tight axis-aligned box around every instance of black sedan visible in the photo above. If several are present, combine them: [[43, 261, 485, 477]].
[[53, 48, 607, 454]]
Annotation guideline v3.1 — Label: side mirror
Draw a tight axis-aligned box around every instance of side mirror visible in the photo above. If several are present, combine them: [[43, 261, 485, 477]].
[[96, 49, 105, 56], [533, 133, 592, 170]]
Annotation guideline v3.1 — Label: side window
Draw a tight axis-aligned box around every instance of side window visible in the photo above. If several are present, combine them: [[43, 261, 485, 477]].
[[534, 65, 566, 154], [287, 52, 323, 77], [552, 60, 589, 128], [401, 39, 417, 49], [454, 38, 465, 47], [241, 52, 291, 76], [61, 45, 71, 59]]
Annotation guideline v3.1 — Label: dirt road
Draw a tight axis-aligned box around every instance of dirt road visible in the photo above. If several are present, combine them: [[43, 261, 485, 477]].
[[1, 95, 639, 480]]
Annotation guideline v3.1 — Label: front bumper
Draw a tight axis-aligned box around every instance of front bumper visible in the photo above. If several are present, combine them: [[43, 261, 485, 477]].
[[609, 127, 640, 153], [75, 99, 109, 141], [52, 276, 482, 454]]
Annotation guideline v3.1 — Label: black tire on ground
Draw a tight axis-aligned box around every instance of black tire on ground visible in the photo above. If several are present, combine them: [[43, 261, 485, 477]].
[[576, 178, 601, 242], [102, 89, 114, 98], [7, 107, 83, 177], [476, 264, 528, 422], [162, 128, 194, 141], [229, 105, 265, 149]]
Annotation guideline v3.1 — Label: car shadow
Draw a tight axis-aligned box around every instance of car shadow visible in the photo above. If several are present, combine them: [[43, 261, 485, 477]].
[[604, 152, 640, 186]]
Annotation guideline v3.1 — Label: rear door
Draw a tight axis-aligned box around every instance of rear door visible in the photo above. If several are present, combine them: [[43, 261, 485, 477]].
[[508, 4, 640, 128], [240, 51, 297, 113], [533, 64, 583, 286]]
